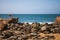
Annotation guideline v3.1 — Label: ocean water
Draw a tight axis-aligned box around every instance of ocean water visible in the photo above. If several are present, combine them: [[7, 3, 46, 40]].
[[0, 14, 60, 24]]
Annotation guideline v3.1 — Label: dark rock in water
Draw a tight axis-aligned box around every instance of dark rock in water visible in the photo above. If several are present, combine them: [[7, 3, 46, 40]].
[[45, 23, 48, 26], [17, 23, 24, 25]]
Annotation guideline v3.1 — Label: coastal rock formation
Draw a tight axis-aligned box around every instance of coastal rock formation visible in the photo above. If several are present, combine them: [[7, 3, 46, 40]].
[[0, 19, 8, 31], [0, 16, 60, 40], [55, 16, 60, 24], [0, 18, 18, 31], [8, 18, 18, 23]]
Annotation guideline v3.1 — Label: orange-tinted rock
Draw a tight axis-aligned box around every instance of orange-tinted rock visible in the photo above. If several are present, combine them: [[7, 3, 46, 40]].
[[56, 16, 60, 24], [2, 20, 8, 25], [0, 18, 18, 30], [0, 20, 8, 30], [38, 33, 46, 37], [0, 18, 4, 21], [0, 22, 4, 30]]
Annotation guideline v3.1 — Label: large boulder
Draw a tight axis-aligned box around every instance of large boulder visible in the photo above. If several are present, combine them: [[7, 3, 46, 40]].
[[55, 16, 60, 24], [0, 18, 18, 31], [0, 23, 4, 30], [0, 19, 8, 31]]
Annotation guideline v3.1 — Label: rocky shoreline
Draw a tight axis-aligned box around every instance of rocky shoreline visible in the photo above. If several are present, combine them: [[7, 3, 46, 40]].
[[0, 16, 60, 40]]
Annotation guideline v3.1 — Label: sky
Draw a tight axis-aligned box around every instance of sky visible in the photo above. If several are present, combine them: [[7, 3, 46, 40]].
[[0, 0, 60, 14]]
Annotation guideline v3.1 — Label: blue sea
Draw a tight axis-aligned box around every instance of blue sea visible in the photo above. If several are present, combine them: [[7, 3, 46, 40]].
[[0, 14, 60, 24]]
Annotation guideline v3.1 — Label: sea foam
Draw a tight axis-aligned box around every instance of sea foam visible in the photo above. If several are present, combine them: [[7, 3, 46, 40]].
[[21, 22, 53, 24]]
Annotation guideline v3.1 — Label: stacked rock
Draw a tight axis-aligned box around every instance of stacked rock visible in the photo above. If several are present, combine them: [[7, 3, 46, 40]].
[[0, 16, 60, 40]]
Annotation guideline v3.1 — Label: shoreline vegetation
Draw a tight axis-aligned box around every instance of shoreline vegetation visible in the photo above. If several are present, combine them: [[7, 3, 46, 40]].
[[0, 15, 60, 40]]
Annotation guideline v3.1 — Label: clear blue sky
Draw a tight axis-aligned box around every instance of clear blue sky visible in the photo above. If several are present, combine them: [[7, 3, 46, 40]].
[[0, 0, 60, 14]]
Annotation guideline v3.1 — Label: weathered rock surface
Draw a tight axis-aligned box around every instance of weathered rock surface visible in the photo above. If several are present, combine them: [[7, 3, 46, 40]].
[[0, 16, 60, 40]]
